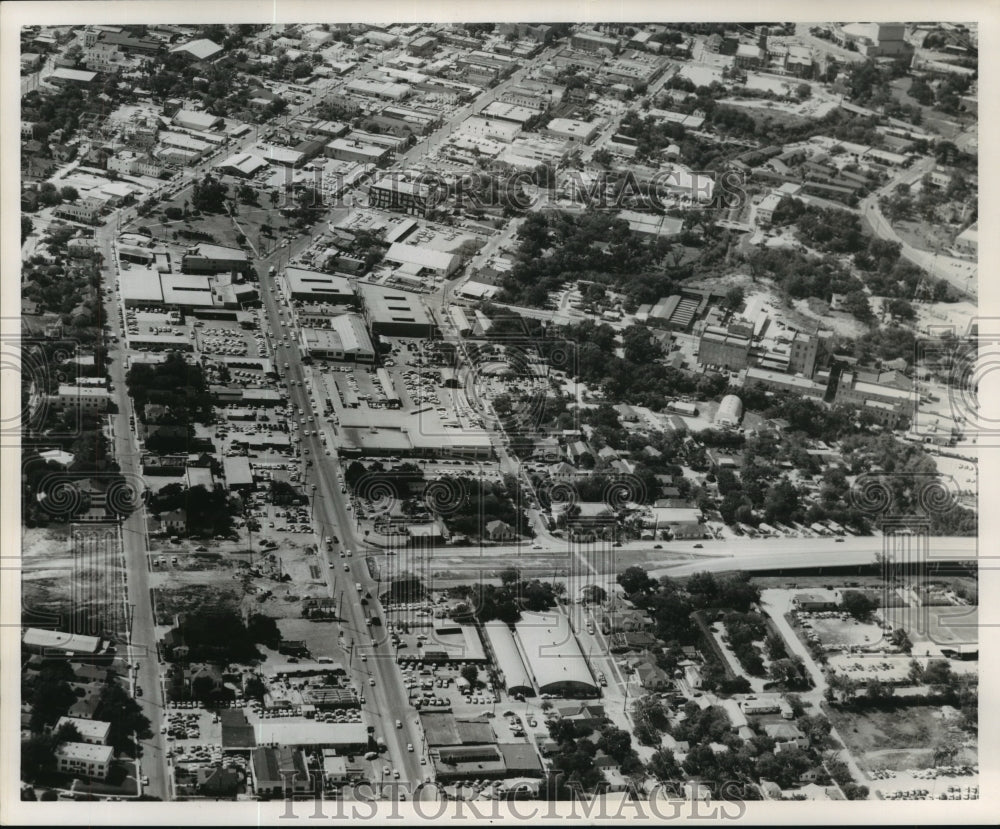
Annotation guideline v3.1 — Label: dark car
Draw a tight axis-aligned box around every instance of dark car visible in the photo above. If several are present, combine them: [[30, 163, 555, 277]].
[[835, 537, 845, 542], [693, 543, 703, 549], [653, 544, 662, 550]]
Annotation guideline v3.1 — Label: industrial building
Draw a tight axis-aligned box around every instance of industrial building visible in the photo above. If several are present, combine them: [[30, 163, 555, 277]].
[[384, 242, 460, 278]]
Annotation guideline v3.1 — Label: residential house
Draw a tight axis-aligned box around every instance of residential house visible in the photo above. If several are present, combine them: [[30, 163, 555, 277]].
[[484, 520, 517, 542]]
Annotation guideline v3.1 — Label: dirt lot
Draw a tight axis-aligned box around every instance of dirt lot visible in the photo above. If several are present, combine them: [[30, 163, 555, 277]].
[[22, 525, 126, 633], [824, 703, 976, 772], [150, 531, 331, 625]]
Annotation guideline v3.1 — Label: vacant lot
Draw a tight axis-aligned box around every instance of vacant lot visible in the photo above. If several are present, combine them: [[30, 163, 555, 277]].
[[824, 703, 975, 772]]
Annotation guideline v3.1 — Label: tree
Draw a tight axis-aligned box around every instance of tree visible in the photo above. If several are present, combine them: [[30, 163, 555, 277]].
[[460, 665, 479, 688], [841, 591, 878, 620], [59, 186, 79, 202], [618, 566, 655, 596], [596, 726, 632, 763], [723, 285, 745, 311], [648, 747, 681, 781], [94, 680, 153, 755]]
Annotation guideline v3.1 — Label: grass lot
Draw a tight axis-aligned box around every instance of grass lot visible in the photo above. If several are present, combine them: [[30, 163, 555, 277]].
[[823, 703, 975, 772]]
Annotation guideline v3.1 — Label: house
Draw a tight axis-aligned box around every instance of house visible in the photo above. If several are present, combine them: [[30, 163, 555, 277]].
[[764, 723, 808, 751], [484, 520, 517, 542], [635, 660, 671, 690], [197, 766, 242, 797], [609, 631, 658, 652]]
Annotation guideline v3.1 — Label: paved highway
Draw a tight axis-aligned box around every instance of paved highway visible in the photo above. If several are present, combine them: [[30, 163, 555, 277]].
[[256, 250, 425, 793], [96, 220, 170, 800]]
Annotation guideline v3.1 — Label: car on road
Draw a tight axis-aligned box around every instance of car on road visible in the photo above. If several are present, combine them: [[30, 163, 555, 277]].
[[369, 677, 376, 686], [141, 775, 149, 786], [835, 537, 845, 542], [693, 543, 703, 548], [407, 742, 414, 752], [344, 563, 350, 571], [396, 719, 402, 729]]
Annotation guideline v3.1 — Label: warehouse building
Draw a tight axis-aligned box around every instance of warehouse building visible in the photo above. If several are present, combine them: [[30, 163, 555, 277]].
[[483, 621, 534, 697], [384, 242, 460, 277], [514, 612, 597, 698]]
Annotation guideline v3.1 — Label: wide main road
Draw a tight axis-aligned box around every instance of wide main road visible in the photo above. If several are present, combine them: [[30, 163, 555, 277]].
[[256, 259, 424, 791], [96, 219, 170, 800], [650, 534, 978, 578]]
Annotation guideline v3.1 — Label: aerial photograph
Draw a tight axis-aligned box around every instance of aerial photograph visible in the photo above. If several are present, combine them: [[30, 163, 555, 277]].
[[14, 17, 980, 813]]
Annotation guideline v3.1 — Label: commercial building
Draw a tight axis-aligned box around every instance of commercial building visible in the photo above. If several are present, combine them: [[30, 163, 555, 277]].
[[833, 23, 912, 58], [49, 67, 99, 86], [478, 101, 538, 125], [570, 30, 621, 54], [368, 177, 433, 216], [250, 747, 311, 797], [698, 325, 752, 371], [833, 371, 914, 427], [181, 244, 250, 277], [384, 242, 460, 278], [169, 38, 224, 63], [458, 116, 522, 144], [284, 268, 357, 304], [360, 284, 438, 338], [299, 316, 376, 363], [172, 109, 223, 131], [742, 367, 828, 400], [483, 621, 534, 697], [22, 627, 103, 656], [54, 198, 104, 224], [56, 742, 114, 779], [222, 456, 254, 491], [543, 117, 601, 145], [345, 78, 410, 101], [215, 152, 269, 178], [514, 612, 597, 698], [325, 138, 392, 166]]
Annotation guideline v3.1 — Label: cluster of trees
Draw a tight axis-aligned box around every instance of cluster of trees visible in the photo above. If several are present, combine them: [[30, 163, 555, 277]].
[[771, 198, 961, 303], [450, 567, 564, 624], [720, 610, 770, 676], [148, 483, 236, 538], [170, 609, 282, 664], [838, 433, 977, 535], [616, 567, 761, 652], [190, 176, 230, 214], [498, 211, 673, 308], [531, 318, 728, 411], [126, 352, 214, 427], [21, 226, 103, 319], [908, 72, 974, 115]]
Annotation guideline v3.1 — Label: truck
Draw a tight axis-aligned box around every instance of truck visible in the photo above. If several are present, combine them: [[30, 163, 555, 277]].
[[268, 265, 276, 277]]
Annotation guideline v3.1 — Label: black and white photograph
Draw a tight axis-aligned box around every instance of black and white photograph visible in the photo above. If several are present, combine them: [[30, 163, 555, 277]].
[[1, 1, 994, 823]]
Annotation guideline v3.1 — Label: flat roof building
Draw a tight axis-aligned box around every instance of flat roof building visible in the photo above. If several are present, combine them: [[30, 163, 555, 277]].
[[359, 284, 437, 338], [384, 242, 460, 277], [284, 268, 357, 304], [300, 316, 375, 363]]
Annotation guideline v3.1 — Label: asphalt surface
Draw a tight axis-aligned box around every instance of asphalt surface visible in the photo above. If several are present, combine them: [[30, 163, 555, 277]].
[[257, 252, 425, 790], [97, 221, 170, 800]]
